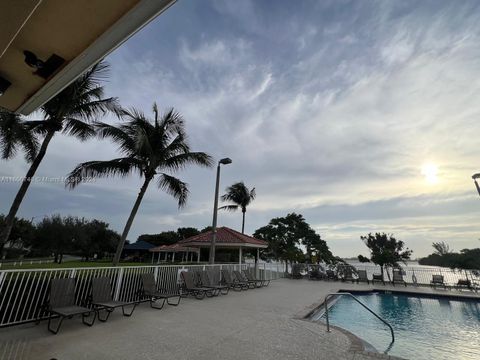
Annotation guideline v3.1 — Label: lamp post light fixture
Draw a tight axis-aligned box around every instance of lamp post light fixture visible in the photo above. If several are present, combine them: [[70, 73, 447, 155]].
[[209, 157, 232, 264], [472, 173, 480, 196]]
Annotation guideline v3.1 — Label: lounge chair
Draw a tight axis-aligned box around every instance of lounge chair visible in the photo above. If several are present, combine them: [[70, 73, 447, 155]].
[[391, 269, 407, 287], [357, 270, 369, 284], [91, 277, 138, 321], [455, 279, 472, 291], [233, 270, 258, 289], [430, 275, 447, 289], [42, 278, 96, 334], [221, 270, 249, 290], [291, 264, 303, 279], [308, 265, 326, 281], [326, 270, 338, 281], [140, 273, 181, 309], [372, 274, 385, 285], [243, 269, 270, 287], [181, 271, 214, 299], [341, 268, 358, 283], [198, 270, 229, 295]]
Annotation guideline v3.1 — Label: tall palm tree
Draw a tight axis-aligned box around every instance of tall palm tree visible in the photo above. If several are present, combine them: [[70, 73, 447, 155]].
[[219, 182, 256, 234], [66, 104, 213, 265], [0, 62, 117, 247]]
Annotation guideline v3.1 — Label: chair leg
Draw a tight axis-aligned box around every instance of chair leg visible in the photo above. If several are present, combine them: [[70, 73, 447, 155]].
[[221, 287, 229, 295], [82, 311, 96, 327], [121, 303, 137, 316], [48, 315, 64, 335], [167, 295, 181, 306], [97, 308, 113, 322], [150, 297, 166, 310]]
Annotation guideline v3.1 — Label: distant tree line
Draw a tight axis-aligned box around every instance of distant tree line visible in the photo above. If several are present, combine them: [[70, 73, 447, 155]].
[[0, 214, 120, 263], [419, 241, 480, 269], [137, 226, 212, 246]]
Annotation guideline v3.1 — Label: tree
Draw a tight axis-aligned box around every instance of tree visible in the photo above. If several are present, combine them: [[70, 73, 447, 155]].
[[303, 228, 335, 264], [360, 232, 412, 279], [419, 245, 480, 270], [432, 241, 451, 255], [137, 227, 201, 246], [33, 215, 74, 263], [357, 254, 370, 263], [219, 182, 256, 233], [0, 214, 36, 258], [67, 103, 213, 265], [177, 227, 200, 239], [253, 213, 336, 272], [0, 62, 117, 248], [200, 226, 212, 233], [71, 218, 120, 260], [137, 231, 180, 246]]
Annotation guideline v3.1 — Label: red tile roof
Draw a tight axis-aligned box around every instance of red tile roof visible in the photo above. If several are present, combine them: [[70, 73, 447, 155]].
[[149, 244, 200, 253], [178, 227, 268, 247]]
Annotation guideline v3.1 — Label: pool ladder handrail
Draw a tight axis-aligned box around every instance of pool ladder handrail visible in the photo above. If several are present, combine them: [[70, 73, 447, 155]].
[[324, 292, 395, 346]]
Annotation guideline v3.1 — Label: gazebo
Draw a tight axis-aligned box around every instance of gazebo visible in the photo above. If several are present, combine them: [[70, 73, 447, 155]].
[[177, 227, 268, 264], [149, 243, 201, 263]]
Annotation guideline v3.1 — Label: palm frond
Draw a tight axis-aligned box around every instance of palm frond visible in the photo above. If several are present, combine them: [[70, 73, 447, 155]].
[[164, 152, 213, 172], [94, 121, 136, 155], [41, 60, 117, 125], [66, 157, 143, 189], [0, 109, 38, 161], [220, 182, 256, 208], [219, 204, 239, 212], [157, 173, 189, 208], [63, 118, 96, 141], [70, 97, 120, 121]]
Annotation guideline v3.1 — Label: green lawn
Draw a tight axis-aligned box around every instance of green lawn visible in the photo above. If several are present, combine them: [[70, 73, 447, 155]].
[[0, 260, 151, 270], [0, 260, 203, 270]]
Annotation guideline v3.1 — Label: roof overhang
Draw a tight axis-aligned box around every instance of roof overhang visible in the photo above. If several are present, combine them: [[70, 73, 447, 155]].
[[0, 0, 176, 114], [179, 242, 268, 249]]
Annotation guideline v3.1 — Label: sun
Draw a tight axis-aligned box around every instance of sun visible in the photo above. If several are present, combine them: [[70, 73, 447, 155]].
[[421, 163, 438, 184]]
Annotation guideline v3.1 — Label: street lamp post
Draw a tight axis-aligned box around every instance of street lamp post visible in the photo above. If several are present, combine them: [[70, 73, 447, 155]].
[[209, 157, 232, 264], [473, 173, 480, 196]]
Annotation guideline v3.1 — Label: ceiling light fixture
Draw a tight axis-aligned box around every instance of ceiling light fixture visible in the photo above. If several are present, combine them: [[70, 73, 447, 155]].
[[23, 50, 65, 79], [0, 76, 11, 97]]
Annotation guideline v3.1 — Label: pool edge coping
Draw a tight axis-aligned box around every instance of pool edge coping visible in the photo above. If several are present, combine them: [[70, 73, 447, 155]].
[[294, 289, 411, 360]]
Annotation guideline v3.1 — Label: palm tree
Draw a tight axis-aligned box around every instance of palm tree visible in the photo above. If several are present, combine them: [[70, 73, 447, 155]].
[[66, 104, 213, 265], [219, 182, 256, 234], [0, 62, 117, 248]]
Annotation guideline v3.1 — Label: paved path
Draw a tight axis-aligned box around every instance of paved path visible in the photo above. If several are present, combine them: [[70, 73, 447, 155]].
[[1, 279, 476, 360]]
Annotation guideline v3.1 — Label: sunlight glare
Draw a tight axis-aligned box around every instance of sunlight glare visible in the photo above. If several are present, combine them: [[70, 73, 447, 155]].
[[421, 163, 438, 184]]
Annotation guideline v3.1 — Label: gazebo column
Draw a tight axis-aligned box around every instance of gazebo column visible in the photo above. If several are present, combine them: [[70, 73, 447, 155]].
[[197, 250, 200, 263], [239, 247, 243, 265], [172, 252, 175, 262]]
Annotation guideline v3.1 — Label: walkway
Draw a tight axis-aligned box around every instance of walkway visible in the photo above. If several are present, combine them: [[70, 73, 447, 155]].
[[2, 279, 476, 360]]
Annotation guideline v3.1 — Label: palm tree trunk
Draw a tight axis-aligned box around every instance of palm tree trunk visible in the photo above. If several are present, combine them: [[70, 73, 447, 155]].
[[241, 209, 246, 234], [112, 175, 153, 266], [0, 130, 55, 248]]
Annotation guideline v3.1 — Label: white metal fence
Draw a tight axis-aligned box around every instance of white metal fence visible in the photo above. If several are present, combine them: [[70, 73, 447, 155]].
[[0, 259, 54, 269], [0, 263, 285, 328], [304, 263, 480, 288]]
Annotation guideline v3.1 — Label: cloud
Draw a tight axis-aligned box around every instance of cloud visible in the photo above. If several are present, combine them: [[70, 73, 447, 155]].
[[2, 0, 480, 257]]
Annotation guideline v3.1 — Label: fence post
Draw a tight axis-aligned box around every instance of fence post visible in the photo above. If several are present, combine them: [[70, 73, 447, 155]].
[[114, 267, 124, 301], [154, 266, 159, 283]]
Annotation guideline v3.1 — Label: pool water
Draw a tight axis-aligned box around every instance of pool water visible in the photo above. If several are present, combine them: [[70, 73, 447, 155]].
[[316, 292, 480, 360]]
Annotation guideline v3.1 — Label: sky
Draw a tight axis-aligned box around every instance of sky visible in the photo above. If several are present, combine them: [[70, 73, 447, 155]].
[[2, 0, 480, 258]]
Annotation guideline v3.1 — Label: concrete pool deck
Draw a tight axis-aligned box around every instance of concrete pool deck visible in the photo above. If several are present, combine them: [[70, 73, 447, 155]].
[[1, 279, 478, 360]]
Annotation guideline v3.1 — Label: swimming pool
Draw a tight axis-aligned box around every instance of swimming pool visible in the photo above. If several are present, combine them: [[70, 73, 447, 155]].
[[313, 291, 480, 360]]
